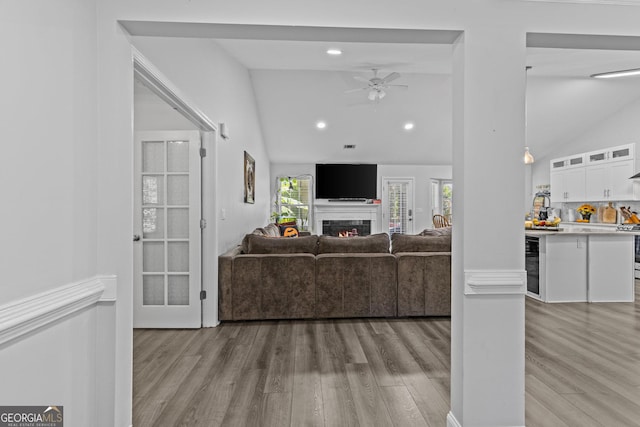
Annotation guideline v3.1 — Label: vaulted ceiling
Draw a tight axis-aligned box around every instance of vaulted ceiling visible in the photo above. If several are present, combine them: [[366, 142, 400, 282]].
[[218, 39, 640, 165], [125, 21, 640, 166]]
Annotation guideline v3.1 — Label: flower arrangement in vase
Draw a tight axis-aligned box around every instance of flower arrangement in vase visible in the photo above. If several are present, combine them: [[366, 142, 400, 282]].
[[576, 204, 596, 222]]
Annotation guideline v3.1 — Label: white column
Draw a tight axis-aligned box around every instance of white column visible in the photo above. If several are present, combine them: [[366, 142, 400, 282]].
[[449, 27, 527, 427]]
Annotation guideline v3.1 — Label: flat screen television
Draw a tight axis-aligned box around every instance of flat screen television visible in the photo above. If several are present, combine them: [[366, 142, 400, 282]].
[[315, 163, 377, 200]]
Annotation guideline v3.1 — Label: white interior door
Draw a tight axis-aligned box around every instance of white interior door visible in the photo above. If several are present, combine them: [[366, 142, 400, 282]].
[[133, 131, 202, 328], [382, 178, 414, 235]]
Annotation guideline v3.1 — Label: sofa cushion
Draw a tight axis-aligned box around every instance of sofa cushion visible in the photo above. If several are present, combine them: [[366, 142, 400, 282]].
[[246, 234, 318, 254], [317, 233, 390, 254], [391, 233, 451, 253], [418, 226, 452, 236]]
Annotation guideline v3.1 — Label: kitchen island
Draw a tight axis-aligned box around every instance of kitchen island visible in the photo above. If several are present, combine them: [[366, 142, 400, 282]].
[[525, 227, 635, 303]]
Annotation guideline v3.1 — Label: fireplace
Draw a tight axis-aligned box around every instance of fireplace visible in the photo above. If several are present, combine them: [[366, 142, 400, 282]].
[[323, 220, 371, 237], [314, 202, 381, 235]]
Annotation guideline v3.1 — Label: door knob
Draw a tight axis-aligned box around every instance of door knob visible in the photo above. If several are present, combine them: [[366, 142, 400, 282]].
[[133, 235, 141, 242]]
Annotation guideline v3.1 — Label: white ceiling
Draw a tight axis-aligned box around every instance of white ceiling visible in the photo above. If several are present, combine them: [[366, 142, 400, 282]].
[[127, 15, 640, 166], [212, 39, 640, 164]]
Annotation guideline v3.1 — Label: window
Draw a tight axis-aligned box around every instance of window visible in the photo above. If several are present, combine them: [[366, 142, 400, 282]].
[[276, 175, 313, 230], [431, 179, 453, 223]]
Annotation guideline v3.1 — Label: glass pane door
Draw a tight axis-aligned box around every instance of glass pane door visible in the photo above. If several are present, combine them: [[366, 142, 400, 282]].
[[383, 178, 414, 235], [134, 131, 201, 328]]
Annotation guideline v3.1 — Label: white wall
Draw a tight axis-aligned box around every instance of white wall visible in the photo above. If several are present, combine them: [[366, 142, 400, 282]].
[[131, 37, 272, 253], [0, 0, 109, 425], [1, 1, 98, 301], [0, 309, 98, 426], [271, 163, 452, 233]]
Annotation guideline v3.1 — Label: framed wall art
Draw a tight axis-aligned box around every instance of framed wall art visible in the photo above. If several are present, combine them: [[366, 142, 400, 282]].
[[244, 151, 255, 204]]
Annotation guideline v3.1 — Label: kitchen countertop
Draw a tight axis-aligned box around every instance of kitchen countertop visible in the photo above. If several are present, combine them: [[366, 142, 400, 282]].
[[525, 228, 640, 236]]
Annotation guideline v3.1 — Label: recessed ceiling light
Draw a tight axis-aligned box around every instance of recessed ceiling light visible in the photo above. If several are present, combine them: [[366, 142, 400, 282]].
[[316, 121, 327, 129], [591, 68, 640, 79], [404, 122, 415, 131], [326, 48, 342, 56]]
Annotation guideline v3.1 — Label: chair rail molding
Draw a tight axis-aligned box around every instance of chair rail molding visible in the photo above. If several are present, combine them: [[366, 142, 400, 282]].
[[0, 275, 117, 346], [464, 269, 526, 296]]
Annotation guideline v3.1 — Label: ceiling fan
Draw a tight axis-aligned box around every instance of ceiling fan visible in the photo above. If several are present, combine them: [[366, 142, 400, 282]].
[[345, 68, 408, 102]]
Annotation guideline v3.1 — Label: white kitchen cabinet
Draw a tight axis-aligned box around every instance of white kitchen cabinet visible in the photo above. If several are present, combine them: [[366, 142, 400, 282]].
[[542, 235, 588, 302], [585, 159, 635, 201], [588, 235, 634, 302], [530, 231, 635, 303], [551, 143, 637, 202], [550, 167, 586, 203], [585, 144, 634, 165]]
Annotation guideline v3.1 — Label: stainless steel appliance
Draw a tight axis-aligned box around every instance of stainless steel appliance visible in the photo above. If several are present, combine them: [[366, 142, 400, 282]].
[[525, 236, 540, 296], [532, 191, 551, 221]]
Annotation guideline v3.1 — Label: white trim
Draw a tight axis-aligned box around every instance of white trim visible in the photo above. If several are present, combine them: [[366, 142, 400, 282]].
[[0, 276, 114, 346], [464, 270, 527, 296], [99, 274, 118, 302], [132, 47, 217, 132], [447, 412, 462, 427]]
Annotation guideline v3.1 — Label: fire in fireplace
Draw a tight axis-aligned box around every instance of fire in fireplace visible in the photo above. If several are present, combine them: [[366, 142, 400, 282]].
[[322, 220, 371, 237]]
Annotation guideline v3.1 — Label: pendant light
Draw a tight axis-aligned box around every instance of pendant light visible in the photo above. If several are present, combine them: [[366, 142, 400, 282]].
[[524, 147, 535, 164]]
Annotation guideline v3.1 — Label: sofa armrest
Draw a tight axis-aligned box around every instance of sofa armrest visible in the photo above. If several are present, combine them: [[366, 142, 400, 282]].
[[231, 254, 316, 320], [396, 252, 451, 316], [218, 246, 242, 320]]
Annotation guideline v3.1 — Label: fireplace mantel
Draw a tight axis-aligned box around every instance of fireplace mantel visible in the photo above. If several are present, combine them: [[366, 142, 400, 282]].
[[314, 201, 381, 235]]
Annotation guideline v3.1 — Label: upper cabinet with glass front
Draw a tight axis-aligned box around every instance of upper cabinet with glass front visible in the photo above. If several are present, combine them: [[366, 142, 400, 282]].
[[550, 143, 638, 202], [550, 154, 586, 171], [585, 144, 634, 165]]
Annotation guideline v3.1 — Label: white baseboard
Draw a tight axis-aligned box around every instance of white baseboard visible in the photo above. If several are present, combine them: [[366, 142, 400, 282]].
[[447, 411, 462, 427], [0, 275, 116, 346]]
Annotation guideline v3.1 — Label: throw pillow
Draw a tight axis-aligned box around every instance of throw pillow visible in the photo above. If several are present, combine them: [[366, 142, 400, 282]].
[[419, 226, 452, 236], [263, 223, 281, 237], [317, 233, 390, 254], [279, 225, 299, 237], [246, 234, 319, 254]]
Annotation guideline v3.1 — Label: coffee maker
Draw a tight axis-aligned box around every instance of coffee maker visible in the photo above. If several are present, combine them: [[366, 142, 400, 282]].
[[532, 191, 551, 220]]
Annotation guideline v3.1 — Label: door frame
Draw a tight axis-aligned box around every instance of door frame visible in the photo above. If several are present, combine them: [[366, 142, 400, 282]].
[[133, 48, 220, 327]]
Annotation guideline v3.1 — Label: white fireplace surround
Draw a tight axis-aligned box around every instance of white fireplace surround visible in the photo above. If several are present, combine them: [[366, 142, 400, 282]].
[[314, 201, 381, 235]]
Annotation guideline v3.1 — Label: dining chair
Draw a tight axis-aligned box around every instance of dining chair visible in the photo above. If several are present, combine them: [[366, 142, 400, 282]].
[[433, 214, 450, 228]]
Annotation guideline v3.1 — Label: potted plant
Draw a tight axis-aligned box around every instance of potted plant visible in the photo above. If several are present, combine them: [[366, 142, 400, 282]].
[[576, 204, 596, 222]]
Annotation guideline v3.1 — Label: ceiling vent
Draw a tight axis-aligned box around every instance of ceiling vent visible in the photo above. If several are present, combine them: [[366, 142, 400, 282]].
[[343, 144, 356, 149]]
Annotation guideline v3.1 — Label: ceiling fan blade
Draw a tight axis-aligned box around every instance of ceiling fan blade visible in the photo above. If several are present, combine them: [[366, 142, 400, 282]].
[[353, 75, 372, 84], [344, 87, 369, 94], [381, 72, 401, 84], [385, 84, 409, 89]]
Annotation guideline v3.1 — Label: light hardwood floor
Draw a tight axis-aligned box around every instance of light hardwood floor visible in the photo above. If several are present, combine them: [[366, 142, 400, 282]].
[[133, 282, 640, 426]]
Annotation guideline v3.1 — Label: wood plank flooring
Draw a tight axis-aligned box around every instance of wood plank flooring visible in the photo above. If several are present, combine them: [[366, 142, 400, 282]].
[[133, 282, 640, 426]]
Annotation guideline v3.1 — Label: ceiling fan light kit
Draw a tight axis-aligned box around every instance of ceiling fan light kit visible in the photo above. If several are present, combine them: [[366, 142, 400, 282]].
[[346, 68, 408, 103]]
